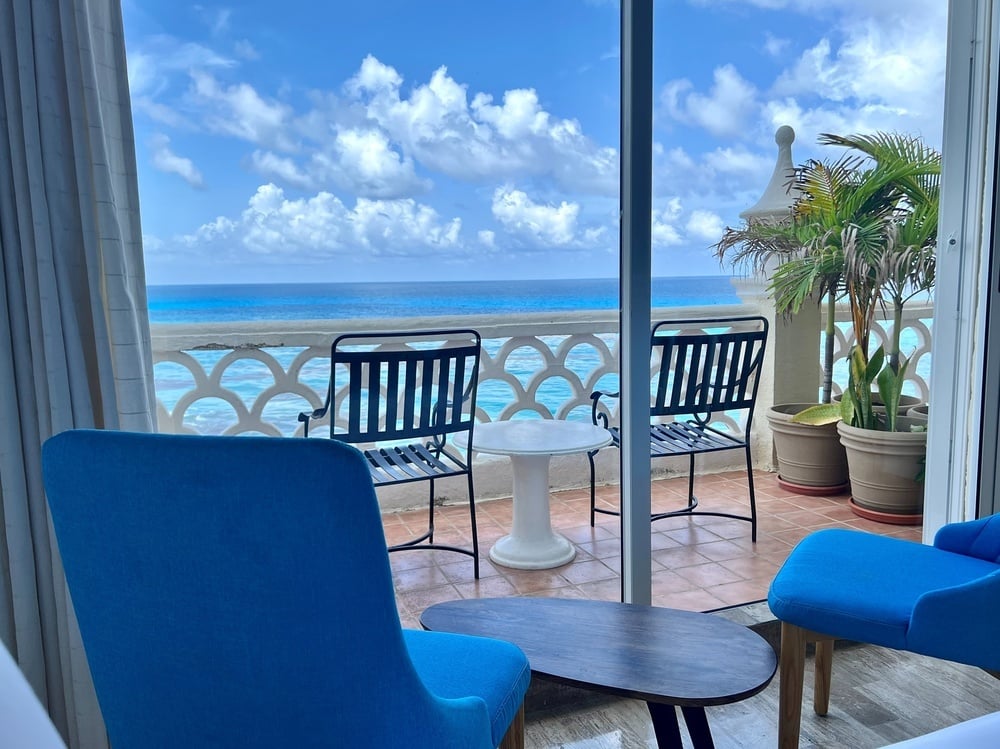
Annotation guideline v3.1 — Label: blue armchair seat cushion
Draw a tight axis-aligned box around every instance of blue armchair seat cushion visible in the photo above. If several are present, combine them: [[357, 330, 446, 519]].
[[404, 630, 530, 747], [769, 529, 1000, 653]]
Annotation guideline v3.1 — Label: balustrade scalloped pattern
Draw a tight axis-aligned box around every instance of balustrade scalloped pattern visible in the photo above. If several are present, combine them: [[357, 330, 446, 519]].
[[153, 333, 628, 436], [822, 303, 933, 403], [152, 305, 933, 436]]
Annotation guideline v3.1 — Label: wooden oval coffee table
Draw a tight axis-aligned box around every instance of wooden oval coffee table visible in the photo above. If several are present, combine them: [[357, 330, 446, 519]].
[[421, 597, 777, 748]]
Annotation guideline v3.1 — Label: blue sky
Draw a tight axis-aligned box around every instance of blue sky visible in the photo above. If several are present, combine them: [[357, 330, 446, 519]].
[[124, 0, 948, 286]]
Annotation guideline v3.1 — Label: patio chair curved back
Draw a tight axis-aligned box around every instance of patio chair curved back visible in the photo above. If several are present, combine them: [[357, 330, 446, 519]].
[[650, 318, 767, 423]]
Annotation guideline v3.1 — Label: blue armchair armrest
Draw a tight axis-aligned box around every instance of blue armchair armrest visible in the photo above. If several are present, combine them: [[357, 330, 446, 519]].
[[934, 515, 1000, 563], [909, 568, 1000, 670]]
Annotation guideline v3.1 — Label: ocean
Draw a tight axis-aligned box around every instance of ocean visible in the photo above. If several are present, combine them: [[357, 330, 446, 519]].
[[148, 276, 743, 434], [146, 276, 741, 324]]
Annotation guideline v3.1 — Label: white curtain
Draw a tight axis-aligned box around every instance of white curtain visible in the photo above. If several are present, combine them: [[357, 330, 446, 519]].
[[0, 0, 154, 746]]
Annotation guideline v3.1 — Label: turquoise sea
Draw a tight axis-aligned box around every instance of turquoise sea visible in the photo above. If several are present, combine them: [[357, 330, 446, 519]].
[[146, 276, 740, 324], [148, 276, 742, 434]]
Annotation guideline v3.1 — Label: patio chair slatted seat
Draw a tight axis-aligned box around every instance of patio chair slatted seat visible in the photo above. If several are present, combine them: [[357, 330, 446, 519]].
[[588, 316, 768, 540], [300, 329, 483, 578]]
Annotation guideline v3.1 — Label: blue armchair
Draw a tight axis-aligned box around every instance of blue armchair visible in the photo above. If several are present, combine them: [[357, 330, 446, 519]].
[[768, 519, 1000, 749], [42, 430, 530, 749]]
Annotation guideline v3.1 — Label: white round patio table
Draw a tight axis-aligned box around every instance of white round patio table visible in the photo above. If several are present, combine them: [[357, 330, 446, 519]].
[[457, 420, 612, 570]]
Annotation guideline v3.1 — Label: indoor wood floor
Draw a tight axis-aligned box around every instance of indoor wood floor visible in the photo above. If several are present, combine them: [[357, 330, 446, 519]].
[[524, 635, 1000, 748]]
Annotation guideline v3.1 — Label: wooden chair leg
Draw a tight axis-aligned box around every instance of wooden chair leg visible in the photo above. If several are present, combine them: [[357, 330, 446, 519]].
[[498, 703, 525, 749], [779, 621, 806, 749], [814, 638, 834, 716]]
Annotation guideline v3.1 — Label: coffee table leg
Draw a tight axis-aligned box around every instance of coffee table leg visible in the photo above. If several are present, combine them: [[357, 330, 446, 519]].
[[647, 702, 682, 748], [680, 706, 715, 749], [647, 703, 716, 749]]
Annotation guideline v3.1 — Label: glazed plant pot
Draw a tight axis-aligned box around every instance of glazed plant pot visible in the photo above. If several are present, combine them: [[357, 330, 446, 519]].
[[837, 418, 927, 524], [767, 404, 849, 495]]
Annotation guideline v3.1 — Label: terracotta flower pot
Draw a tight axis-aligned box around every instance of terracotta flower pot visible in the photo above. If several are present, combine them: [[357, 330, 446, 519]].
[[837, 418, 927, 524], [767, 404, 849, 494]]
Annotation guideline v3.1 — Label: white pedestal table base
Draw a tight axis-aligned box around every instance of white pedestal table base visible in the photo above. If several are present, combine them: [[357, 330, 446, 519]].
[[488, 453, 576, 570]]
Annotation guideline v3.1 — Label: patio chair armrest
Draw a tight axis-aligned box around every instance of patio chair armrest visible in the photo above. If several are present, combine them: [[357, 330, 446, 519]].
[[934, 515, 1000, 563], [909, 568, 1000, 670], [590, 390, 620, 429], [297, 388, 332, 437]]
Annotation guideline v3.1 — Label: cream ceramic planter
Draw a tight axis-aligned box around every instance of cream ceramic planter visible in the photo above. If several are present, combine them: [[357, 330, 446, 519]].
[[837, 419, 927, 521], [767, 404, 849, 494]]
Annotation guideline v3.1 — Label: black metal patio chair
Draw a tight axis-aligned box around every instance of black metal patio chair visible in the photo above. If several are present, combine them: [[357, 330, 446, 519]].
[[588, 316, 769, 540], [299, 329, 482, 577]]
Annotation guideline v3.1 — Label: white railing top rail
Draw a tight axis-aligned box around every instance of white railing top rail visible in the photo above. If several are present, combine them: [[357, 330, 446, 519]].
[[149, 304, 754, 350]]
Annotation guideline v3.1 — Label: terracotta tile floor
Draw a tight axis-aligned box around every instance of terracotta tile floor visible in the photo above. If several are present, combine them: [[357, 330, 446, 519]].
[[387, 471, 922, 629]]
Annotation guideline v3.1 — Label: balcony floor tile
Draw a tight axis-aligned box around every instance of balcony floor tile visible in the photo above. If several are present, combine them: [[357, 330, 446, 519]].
[[389, 470, 922, 629]]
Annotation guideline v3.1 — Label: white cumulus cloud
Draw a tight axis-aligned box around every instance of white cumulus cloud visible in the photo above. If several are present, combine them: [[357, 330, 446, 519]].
[[686, 210, 725, 242], [149, 134, 204, 188], [491, 187, 592, 248], [179, 183, 463, 261], [190, 71, 297, 152], [652, 199, 684, 247], [662, 65, 759, 138], [347, 56, 618, 195]]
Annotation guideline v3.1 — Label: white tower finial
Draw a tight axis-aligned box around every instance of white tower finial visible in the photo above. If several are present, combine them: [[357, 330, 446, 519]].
[[740, 126, 799, 221]]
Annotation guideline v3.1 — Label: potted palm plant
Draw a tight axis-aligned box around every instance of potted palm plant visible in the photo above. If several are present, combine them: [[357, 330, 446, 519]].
[[716, 131, 938, 500], [791, 132, 939, 523], [715, 153, 854, 494]]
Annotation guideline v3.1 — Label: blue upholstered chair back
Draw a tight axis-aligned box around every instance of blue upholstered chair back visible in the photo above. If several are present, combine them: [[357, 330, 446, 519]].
[[934, 514, 1000, 563], [42, 430, 496, 748]]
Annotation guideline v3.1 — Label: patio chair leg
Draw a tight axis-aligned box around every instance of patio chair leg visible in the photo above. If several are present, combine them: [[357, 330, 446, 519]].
[[778, 621, 806, 749], [686, 453, 696, 507], [498, 703, 525, 749], [467, 470, 480, 579], [588, 450, 598, 527], [427, 477, 436, 543], [745, 444, 758, 542]]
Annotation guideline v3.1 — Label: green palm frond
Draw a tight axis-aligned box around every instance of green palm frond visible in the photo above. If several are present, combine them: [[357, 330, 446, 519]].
[[714, 129, 939, 383]]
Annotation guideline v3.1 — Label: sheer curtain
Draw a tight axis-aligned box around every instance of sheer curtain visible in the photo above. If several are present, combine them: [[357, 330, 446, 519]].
[[0, 0, 154, 745]]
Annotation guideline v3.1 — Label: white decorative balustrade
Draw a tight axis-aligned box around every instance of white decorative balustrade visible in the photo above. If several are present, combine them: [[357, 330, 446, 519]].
[[821, 301, 933, 403], [150, 300, 934, 509], [152, 304, 752, 436], [152, 300, 934, 437]]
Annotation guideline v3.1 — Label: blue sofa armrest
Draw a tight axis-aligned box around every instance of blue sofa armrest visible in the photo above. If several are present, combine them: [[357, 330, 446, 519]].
[[933, 515, 1000, 562], [908, 568, 1000, 670]]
